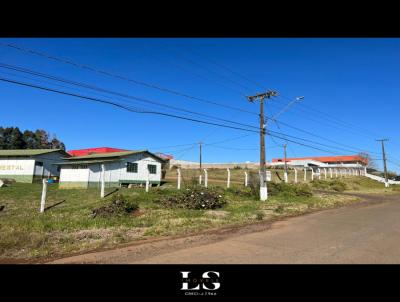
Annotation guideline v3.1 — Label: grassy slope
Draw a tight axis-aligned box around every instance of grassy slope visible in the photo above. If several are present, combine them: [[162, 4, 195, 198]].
[[0, 176, 397, 260]]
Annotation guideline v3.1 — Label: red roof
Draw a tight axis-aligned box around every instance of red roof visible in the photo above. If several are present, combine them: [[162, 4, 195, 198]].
[[67, 147, 127, 157], [272, 155, 368, 165]]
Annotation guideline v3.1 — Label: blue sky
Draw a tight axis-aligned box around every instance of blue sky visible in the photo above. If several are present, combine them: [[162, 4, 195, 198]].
[[0, 38, 399, 173]]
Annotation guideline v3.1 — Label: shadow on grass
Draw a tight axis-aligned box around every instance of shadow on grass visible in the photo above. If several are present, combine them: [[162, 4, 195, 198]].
[[44, 200, 66, 211], [104, 188, 119, 198]]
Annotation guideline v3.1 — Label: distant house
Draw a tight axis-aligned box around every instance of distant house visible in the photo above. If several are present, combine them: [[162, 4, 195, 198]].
[[271, 155, 368, 168], [0, 149, 70, 183], [57, 150, 167, 189]]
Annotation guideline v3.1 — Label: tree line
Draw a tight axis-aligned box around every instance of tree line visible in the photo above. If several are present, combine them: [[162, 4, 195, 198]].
[[0, 127, 66, 150]]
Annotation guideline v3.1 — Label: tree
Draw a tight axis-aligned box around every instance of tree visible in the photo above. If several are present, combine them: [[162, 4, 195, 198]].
[[359, 152, 377, 170], [0, 126, 66, 150]]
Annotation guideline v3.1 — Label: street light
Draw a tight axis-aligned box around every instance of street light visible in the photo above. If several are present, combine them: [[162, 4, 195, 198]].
[[271, 96, 304, 121]]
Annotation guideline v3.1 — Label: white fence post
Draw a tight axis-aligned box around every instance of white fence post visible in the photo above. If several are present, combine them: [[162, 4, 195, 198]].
[[318, 168, 321, 180], [284, 170, 288, 183], [304, 168, 307, 181], [330, 168, 333, 178], [100, 163, 105, 198], [244, 171, 248, 187], [324, 168, 327, 180], [40, 179, 47, 213], [204, 169, 208, 188], [335, 168, 338, 178], [311, 168, 314, 181], [294, 168, 298, 183], [199, 174, 202, 185], [227, 168, 231, 188], [177, 168, 181, 190], [145, 168, 150, 192]]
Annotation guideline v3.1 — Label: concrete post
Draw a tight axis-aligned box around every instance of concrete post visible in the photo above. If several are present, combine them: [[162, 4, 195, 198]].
[[304, 168, 307, 182], [335, 168, 338, 178], [40, 179, 47, 213], [311, 169, 314, 181], [284, 170, 288, 183], [227, 168, 231, 188], [323, 168, 327, 180], [199, 174, 202, 185], [317, 168, 321, 180], [100, 164, 105, 198], [294, 168, 298, 183], [204, 169, 208, 188], [145, 168, 150, 192], [177, 168, 181, 190], [244, 171, 248, 187], [330, 168, 333, 178]]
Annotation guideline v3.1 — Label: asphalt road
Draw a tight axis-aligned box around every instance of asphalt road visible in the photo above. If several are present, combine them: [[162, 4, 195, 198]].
[[49, 193, 400, 264]]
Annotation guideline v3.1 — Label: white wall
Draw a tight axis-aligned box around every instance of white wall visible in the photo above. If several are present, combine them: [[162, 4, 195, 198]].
[[60, 167, 90, 182], [87, 153, 163, 183], [0, 158, 35, 177], [60, 152, 163, 185]]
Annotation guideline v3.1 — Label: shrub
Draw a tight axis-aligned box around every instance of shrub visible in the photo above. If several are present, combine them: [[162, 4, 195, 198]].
[[158, 188, 226, 210], [92, 194, 139, 218], [268, 182, 313, 198], [255, 211, 265, 220]]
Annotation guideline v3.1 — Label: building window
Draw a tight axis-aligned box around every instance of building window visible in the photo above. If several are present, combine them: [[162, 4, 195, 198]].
[[35, 161, 43, 166], [148, 164, 157, 174], [126, 162, 138, 173]]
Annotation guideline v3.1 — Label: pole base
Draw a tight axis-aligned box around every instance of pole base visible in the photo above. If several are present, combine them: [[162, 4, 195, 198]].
[[260, 187, 268, 201], [385, 182, 389, 188]]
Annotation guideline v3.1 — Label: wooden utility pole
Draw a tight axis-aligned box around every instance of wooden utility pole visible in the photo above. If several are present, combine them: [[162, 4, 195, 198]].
[[199, 142, 202, 170], [248, 90, 278, 201], [199, 142, 203, 185], [283, 143, 288, 183], [376, 139, 389, 187]]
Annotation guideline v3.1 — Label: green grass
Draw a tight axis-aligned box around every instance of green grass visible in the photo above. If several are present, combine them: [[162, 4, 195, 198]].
[[310, 176, 399, 193], [0, 181, 367, 260]]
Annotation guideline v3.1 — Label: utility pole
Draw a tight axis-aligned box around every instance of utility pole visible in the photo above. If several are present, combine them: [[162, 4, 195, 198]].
[[283, 143, 288, 183], [199, 142, 203, 185], [199, 141, 202, 170], [376, 139, 389, 187], [248, 90, 278, 201]]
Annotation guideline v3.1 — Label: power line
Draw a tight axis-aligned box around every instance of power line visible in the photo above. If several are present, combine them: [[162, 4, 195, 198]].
[[0, 63, 260, 131], [0, 77, 261, 134], [0, 42, 259, 116]]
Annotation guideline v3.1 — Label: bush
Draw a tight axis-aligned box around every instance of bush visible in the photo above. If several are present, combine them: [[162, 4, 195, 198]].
[[92, 194, 139, 218], [268, 182, 313, 198], [310, 179, 347, 192], [255, 211, 265, 220], [157, 188, 226, 210]]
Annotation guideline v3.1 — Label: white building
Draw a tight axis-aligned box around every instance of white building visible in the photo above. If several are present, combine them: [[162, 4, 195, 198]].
[[57, 150, 167, 189], [0, 149, 69, 183]]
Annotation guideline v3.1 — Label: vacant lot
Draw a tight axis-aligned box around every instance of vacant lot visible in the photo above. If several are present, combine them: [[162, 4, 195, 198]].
[[0, 176, 397, 261]]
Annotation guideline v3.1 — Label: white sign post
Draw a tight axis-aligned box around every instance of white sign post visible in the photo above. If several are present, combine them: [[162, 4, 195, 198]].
[[100, 164, 105, 198], [227, 168, 231, 188], [177, 168, 181, 190], [40, 179, 47, 213], [204, 169, 208, 188]]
